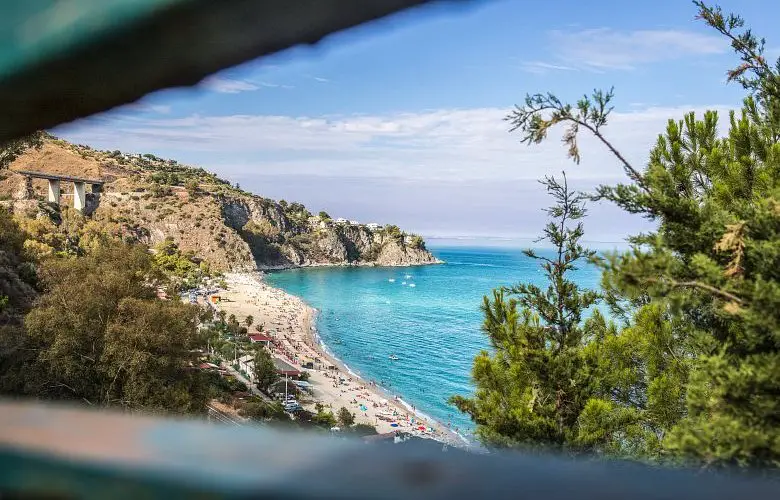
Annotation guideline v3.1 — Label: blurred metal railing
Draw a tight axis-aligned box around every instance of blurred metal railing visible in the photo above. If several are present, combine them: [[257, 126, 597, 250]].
[[0, 400, 776, 499]]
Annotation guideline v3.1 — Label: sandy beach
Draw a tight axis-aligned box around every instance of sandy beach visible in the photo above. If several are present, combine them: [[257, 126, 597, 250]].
[[213, 272, 465, 446]]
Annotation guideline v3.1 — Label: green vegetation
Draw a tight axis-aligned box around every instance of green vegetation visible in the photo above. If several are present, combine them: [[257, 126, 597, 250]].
[[153, 237, 212, 292], [408, 234, 426, 250], [451, 175, 603, 450], [184, 178, 199, 197], [0, 131, 45, 169], [337, 406, 356, 427], [456, 2, 780, 470], [0, 209, 36, 326], [312, 408, 337, 428], [253, 347, 279, 392], [239, 397, 288, 422], [0, 242, 208, 414], [349, 423, 379, 437], [282, 201, 312, 227], [382, 224, 403, 243]]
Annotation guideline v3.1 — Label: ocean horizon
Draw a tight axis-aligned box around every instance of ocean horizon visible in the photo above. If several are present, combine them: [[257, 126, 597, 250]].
[[265, 245, 603, 439]]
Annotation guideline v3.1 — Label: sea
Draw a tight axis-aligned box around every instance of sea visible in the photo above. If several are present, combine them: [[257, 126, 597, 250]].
[[265, 246, 603, 441]]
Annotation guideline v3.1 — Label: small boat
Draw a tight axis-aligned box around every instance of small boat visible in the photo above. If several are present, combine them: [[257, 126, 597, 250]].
[[409, 283, 416, 288], [405, 274, 412, 279], [401, 281, 407, 285], [389, 354, 399, 361], [388, 278, 395, 282]]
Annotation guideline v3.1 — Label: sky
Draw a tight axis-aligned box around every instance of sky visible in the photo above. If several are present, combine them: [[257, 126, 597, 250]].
[[54, 0, 779, 245]]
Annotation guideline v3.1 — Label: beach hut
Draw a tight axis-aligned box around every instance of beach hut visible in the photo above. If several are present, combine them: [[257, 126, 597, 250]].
[[248, 333, 272, 347], [272, 357, 302, 378]]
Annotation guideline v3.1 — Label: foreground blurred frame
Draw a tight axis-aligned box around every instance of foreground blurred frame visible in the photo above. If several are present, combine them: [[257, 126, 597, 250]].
[[0, 400, 776, 499]]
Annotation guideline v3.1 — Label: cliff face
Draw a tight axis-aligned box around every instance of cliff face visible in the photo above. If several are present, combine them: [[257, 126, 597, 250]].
[[219, 194, 440, 269], [4, 139, 441, 271]]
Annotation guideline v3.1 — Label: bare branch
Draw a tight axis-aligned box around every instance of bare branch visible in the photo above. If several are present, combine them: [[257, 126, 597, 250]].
[[506, 89, 650, 192], [643, 277, 744, 305]]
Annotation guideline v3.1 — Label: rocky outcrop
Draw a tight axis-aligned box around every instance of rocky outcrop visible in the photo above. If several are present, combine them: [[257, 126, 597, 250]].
[[375, 241, 439, 266], [218, 191, 440, 269], [220, 196, 290, 234]]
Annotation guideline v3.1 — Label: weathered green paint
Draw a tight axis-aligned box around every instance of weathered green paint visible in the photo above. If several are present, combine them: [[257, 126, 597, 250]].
[[0, 1, 183, 77], [0, 0, 439, 142]]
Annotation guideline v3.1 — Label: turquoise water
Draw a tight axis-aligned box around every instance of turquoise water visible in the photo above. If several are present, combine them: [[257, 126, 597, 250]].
[[265, 247, 602, 439]]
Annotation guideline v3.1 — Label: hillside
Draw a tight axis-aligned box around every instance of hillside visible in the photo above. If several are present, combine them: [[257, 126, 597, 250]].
[[1, 138, 440, 271]]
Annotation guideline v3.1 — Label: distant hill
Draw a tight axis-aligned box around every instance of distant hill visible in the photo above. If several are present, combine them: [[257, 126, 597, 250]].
[[1, 138, 439, 271]]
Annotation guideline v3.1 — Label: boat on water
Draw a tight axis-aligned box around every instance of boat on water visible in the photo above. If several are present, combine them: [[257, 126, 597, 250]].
[[401, 281, 407, 285], [388, 278, 395, 282], [409, 283, 416, 288], [389, 354, 399, 361], [405, 274, 412, 279]]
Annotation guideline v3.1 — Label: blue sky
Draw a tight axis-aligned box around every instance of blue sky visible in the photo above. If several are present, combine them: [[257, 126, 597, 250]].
[[55, 0, 779, 244]]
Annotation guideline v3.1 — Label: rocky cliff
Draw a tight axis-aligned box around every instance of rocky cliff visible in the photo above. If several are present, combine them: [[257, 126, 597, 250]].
[[2, 139, 441, 271]]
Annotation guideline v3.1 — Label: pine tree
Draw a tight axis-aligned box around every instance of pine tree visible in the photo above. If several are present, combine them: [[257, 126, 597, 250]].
[[500, 1, 780, 469], [451, 174, 604, 450]]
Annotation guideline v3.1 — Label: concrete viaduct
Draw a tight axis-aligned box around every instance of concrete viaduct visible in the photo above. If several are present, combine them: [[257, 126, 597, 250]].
[[16, 170, 104, 211]]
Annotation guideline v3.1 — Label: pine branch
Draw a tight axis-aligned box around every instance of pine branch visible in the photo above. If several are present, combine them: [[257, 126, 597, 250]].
[[644, 277, 744, 305], [506, 90, 650, 193]]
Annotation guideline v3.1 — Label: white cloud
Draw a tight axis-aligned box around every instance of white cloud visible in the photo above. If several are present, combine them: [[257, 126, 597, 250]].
[[257, 81, 294, 89], [549, 28, 727, 70], [56, 103, 739, 240], [57, 104, 735, 184], [521, 61, 578, 75], [200, 76, 259, 93]]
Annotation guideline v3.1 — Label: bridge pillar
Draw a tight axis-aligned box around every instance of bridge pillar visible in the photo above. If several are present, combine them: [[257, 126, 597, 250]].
[[47, 179, 60, 203], [73, 182, 86, 211]]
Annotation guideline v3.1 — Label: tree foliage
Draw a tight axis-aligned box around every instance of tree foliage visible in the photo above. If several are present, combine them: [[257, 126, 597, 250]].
[[153, 237, 211, 291], [253, 347, 279, 392], [0, 209, 37, 325], [0, 131, 45, 170], [337, 406, 356, 427], [312, 409, 337, 429], [462, 2, 780, 469], [239, 397, 288, 422], [0, 243, 208, 414], [451, 175, 604, 450]]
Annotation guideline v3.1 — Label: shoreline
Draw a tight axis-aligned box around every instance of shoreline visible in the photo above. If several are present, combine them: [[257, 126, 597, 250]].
[[216, 272, 468, 448], [305, 307, 469, 446], [255, 259, 445, 271]]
